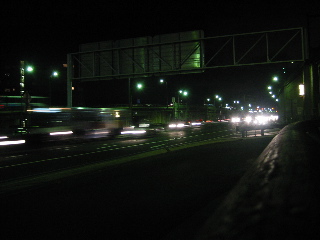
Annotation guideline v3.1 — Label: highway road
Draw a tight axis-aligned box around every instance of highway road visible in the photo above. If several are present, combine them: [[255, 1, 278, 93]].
[[0, 123, 235, 182], [0, 123, 279, 239]]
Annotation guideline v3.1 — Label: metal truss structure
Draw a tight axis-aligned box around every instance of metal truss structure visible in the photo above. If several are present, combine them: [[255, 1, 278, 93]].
[[203, 27, 305, 68], [67, 27, 306, 106]]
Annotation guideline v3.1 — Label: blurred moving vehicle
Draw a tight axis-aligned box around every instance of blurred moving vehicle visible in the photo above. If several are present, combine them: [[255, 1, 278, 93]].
[[21, 107, 130, 143], [168, 119, 204, 129]]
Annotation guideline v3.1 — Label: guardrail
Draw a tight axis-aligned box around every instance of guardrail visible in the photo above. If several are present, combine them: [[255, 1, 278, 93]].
[[236, 122, 283, 137], [197, 120, 320, 240]]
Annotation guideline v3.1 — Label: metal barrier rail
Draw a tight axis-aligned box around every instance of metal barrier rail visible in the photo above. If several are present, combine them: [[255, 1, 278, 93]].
[[197, 120, 320, 240], [236, 123, 282, 137]]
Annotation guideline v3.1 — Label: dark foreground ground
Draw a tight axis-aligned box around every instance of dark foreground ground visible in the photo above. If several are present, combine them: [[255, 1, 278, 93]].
[[1, 136, 274, 240]]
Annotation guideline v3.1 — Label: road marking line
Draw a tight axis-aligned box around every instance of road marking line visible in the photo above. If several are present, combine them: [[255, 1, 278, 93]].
[[0, 129, 245, 170]]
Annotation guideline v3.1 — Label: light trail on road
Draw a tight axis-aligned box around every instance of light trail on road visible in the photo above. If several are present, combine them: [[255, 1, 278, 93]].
[[0, 123, 279, 183]]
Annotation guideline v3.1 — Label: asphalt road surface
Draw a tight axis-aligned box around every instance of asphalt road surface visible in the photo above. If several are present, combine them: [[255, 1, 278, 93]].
[[1, 133, 276, 240], [0, 123, 235, 181]]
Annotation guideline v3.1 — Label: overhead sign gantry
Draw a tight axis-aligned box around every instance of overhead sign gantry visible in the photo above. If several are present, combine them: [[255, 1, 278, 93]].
[[67, 27, 306, 107]]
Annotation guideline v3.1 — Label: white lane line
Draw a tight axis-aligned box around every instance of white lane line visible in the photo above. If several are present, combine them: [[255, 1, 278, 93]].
[[1, 130, 233, 169]]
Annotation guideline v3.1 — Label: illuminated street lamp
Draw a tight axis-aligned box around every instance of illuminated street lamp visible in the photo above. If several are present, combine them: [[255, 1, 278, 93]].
[[205, 98, 211, 105], [177, 89, 188, 104], [213, 95, 222, 107], [175, 89, 189, 119], [49, 71, 59, 106], [137, 83, 143, 89], [215, 95, 222, 101], [178, 90, 188, 98], [135, 83, 144, 104], [178, 89, 188, 102], [159, 79, 168, 106], [26, 66, 34, 72], [215, 96, 223, 121], [273, 76, 278, 82], [20, 62, 34, 96]]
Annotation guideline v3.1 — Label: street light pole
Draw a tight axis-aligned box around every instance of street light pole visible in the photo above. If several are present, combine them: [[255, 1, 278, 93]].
[[49, 71, 59, 107], [128, 78, 132, 120], [20, 61, 25, 96], [160, 79, 168, 106], [177, 90, 188, 120]]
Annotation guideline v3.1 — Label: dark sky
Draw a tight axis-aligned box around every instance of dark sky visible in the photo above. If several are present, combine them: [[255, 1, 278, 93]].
[[2, 1, 319, 59], [1, 0, 320, 107]]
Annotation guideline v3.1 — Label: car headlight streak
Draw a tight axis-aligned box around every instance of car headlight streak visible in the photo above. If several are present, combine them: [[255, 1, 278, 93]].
[[232, 115, 278, 125], [49, 131, 73, 136], [169, 123, 185, 128], [121, 130, 147, 134], [231, 117, 241, 123], [0, 139, 26, 146]]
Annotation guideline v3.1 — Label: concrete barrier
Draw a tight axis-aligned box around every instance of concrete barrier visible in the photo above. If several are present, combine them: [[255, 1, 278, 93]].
[[197, 120, 320, 240]]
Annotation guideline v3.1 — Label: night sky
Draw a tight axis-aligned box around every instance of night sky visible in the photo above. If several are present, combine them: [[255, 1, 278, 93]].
[[1, 1, 320, 107]]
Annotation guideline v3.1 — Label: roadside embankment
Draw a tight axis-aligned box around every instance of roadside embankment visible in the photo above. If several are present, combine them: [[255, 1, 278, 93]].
[[197, 120, 320, 240]]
